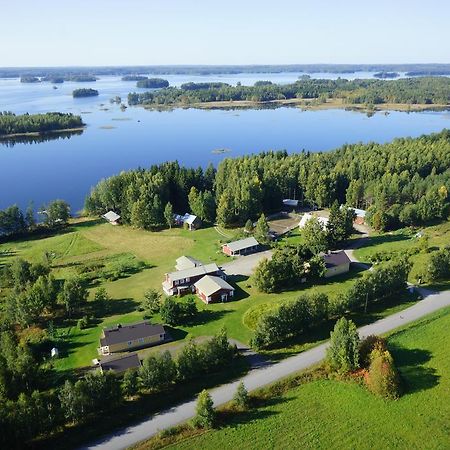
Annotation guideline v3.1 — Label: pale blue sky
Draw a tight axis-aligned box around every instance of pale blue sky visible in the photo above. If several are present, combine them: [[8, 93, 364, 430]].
[[2, 0, 449, 66]]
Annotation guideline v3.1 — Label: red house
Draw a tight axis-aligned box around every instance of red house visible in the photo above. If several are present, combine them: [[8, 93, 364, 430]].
[[194, 275, 235, 304]]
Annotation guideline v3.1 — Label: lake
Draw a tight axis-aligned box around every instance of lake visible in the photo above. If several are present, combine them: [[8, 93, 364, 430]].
[[1, 73, 450, 212]]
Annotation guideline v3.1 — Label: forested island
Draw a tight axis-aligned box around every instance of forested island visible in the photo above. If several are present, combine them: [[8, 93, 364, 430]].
[[127, 77, 450, 109], [65, 75, 97, 82], [42, 76, 64, 83], [85, 129, 450, 232], [373, 71, 400, 78], [20, 76, 40, 83], [0, 112, 84, 138], [122, 75, 148, 81], [72, 88, 99, 98], [136, 78, 169, 88]]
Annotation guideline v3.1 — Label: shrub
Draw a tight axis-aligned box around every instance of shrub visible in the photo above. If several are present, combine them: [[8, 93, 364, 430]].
[[327, 317, 360, 373], [77, 316, 89, 330], [192, 390, 215, 429], [358, 335, 387, 368], [233, 381, 250, 410], [366, 349, 401, 399]]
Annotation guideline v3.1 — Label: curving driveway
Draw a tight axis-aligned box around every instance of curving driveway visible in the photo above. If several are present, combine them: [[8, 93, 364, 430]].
[[82, 288, 450, 450]]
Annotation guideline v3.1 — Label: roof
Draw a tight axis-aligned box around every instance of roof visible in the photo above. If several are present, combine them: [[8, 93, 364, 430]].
[[283, 199, 299, 207], [299, 213, 329, 229], [184, 214, 199, 225], [167, 262, 220, 282], [342, 205, 366, 218], [175, 255, 203, 271], [102, 211, 121, 222], [224, 237, 259, 252], [194, 275, 234, 297], [323, 251, 351, 268], [100, 321, 165, 347], [99, 353, 141, 373]]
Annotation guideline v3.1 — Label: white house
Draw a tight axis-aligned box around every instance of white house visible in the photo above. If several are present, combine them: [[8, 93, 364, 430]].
[[299, 213, 329, 229]]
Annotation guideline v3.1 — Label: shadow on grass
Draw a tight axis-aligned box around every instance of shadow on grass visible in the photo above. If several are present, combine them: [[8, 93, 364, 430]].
[[356, 233, 411, 252], [188, 309, 230, 326], [164, 326, 188, 342], [389, 345, 440, 394], [89, 297, 139, 319]]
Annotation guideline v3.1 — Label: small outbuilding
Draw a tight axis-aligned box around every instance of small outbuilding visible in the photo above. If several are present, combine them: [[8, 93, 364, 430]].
[[102, 210, 121, 225], [194, 275, 235, 304], [323, 251, 351, 278], [50, 347, 59, 358], [222, 237, 260, 256], [99, 353, 141, 374], [174, 213, 201, 231], [342, 206, 366, 225]]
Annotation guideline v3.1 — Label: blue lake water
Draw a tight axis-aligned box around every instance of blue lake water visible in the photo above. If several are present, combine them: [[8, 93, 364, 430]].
[[1, 74, 450, 212]]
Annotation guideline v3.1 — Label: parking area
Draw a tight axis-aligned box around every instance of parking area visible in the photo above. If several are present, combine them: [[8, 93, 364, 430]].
[[267, 212, 300, 236], [221, 249, 273, 276]]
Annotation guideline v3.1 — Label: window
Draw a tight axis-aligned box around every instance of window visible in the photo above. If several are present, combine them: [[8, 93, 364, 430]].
[[186, 277, 190, 282], [127, 341, 132, 346], [139, 338, 145, 343]]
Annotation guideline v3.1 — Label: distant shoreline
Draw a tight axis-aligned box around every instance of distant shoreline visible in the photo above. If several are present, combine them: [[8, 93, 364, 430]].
[[0, 126, 85, 140], [142, 98, 450, 113]]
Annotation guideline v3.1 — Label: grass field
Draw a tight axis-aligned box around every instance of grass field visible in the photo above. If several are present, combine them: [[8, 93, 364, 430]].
[[354, 221, 450, 290], [0, 218, 425, 371], [155, 307, 450, 450]]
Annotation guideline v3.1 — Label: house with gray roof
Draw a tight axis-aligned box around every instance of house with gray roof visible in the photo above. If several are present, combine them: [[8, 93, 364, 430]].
[[162, 263, 224, 296], [194, 275, 235, 304], [99, 353, 141, 373], [222, 236, 260, 256], [323, 250, 351, 278]]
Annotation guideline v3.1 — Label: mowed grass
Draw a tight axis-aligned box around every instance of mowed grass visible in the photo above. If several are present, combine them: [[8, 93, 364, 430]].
[[354, 220, 450, 289], [163, 307, 450, 450]]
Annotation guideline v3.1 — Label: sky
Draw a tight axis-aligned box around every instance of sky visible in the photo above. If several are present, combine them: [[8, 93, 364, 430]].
[[2, 0, 449, 67]]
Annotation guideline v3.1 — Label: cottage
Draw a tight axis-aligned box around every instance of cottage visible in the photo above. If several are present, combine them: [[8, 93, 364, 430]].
[[299, 213, 329, 229], [222, 237, 260, 256], [174, 213, 201, 231], [175, 255, 203, 271], [342, 206, 366, 225], [99, 321, 165, 355], [102, 210, 121, 225], [323, 251, 351, 278], [162, 263, 224, 296], [99, 353, 141, 374], [194, 275, 235, 304]]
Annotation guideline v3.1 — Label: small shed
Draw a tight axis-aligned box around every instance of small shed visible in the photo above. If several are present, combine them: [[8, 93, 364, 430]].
[[222, 237, 260, 256], [102, 211, 121, 225], [282, 199, 299, 211], [194, 275, 235, 304], [50, 347, 59, 358], [183, 214, 201, 231], [323, 251, 351, 278]]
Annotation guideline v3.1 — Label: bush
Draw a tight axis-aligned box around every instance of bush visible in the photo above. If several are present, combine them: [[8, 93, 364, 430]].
[[77, 316, 89, 330], [233, 381, 250, 410], [358, 335, 387, 368], [327, 317, 360, 373], [366, 349, 401, 399], [192, 390, 215, 429], [160, 297, 197, 325]]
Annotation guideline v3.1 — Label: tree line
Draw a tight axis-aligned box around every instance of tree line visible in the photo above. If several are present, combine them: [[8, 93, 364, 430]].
[[72, 88, 99, 98], [0, 112, 84, 136], [128, 77, 450, 106], [84, 130, 449, 232]]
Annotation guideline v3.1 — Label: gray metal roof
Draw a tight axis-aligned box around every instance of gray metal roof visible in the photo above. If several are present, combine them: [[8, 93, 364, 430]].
[[194, 275, 234, 297], [100, 321, 165, 346], [224, 236, 259, 252], [323, 251, 351, 268], [167, 263, 220, 282], [175, 255, 203, 271], [99, 353, 141, 373], [102, 211, 121, 222]]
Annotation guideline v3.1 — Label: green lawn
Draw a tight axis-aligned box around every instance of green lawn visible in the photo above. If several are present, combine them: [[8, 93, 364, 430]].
[[354, 221, 450, 289], [163, 307, 450, 450]]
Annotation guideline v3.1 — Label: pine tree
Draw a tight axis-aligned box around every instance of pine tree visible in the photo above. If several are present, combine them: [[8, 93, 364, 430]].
[[233, 381, 250, 410], [255, 213, 270, 244], [164, 202, 174, 229], [192, 389, 215, 429], [327, 317, 360, 373]]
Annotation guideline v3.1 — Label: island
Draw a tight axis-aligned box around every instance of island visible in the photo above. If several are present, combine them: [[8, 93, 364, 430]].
[[136, 78, 169, 88], [72, 88, 99, 98], [0, 112, 84, 138], [42, 76, 64, 83], [373, 71, 400, 79], [65, 75, 97, 82], [128, 76, 450, 111], [20, 76, 40, 83], [122, 75, 148, 81]]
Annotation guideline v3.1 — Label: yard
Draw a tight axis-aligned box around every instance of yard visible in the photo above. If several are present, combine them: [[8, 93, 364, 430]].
[[157, 306, 450, 450]]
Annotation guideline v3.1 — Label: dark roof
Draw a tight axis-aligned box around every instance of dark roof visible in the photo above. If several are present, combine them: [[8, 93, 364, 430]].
[[99, 353, 140, 373], [100, 321, 165, 346], [323, 251, 351, 268]]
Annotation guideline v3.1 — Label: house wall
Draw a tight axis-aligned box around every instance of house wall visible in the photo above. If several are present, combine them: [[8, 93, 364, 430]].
[[223, 245, 232, 256], [197, 288, 234, 304], [325, 263, 350, 278], [107, 333, 165, 353]]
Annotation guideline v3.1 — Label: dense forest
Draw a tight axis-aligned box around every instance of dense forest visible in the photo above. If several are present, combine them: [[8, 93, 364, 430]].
[[20, 76, 40, 83], [373, 72, 400, 79], [72, 88, 99, 98], [85, 130, 450, 232], [0, 112, 84, 136], [4, 64, 450, 78], [136, 78, 169, 88], [128, 77, 450, 106]]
